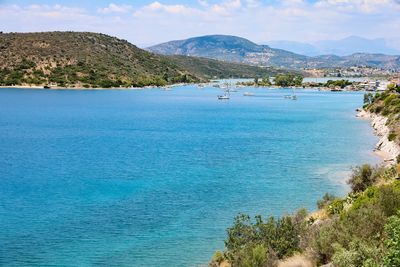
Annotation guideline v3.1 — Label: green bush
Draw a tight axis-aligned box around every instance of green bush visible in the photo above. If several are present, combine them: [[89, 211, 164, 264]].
[[317, 193, 336, 209], [388, 132, 397, 142], [348, 165, 378, 193], [377, 182, 400, 217], [327, 199, 344, 215], [383, 211, 400, 266], [351, 186, 379, 211], [241, 244, 267, 267], [224, 213, 300, 266], [332, 240, 382, 267]]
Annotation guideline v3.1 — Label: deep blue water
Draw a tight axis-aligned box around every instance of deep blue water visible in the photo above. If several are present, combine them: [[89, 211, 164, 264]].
[[0, 86, 379, 266]]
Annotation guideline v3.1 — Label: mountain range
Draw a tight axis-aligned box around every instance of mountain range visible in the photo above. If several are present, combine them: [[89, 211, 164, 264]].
[[148, 35, 400, 70], [0, 32, 280, 88], [266, 36, 400, 57]]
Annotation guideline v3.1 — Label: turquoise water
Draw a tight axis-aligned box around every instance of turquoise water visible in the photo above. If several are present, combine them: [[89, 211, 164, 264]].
[[0, 86, 379, 266]]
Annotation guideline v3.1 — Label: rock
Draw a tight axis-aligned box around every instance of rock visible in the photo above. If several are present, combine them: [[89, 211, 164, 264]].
[[360, 110, 400, 165]]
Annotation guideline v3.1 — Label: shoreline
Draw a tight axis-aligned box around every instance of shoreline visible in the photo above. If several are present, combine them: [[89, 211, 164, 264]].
[[0, 83, 189, 90], [0, 84, 374, 92], [356, 109, 400, 165]]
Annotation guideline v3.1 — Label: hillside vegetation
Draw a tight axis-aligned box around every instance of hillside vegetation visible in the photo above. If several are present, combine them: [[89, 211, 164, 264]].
[[0, 32, 280, 88], [210, 88, 400, 267], [168, 55, 286, 79], [364, 84, 400, 144], [211, 165, 400, 267]]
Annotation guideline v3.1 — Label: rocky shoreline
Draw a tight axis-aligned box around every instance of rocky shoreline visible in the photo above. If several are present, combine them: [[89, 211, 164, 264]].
[[357, 109, 400, 165]]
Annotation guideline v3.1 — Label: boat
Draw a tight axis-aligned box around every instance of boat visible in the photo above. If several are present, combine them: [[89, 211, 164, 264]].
[[243, 92, 254, 96], [284, 88, 297, 100], [218, 94, 230, 100], [217, 80, 232, 100]]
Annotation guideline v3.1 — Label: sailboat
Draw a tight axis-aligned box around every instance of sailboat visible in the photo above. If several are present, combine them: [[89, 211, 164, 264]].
[[217, 80, 231, 100], [284, 88, 297, 100]]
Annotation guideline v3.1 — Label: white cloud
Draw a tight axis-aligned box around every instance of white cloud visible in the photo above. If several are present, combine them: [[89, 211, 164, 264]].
[[0, 4, 90, 20], [210, 0, 242, 15], [98, 3, 132, 14], [0, 1, 399, 49], [134, 1, 199, 16], [198, 0, 209, 7], [315, 0, 400, 13]]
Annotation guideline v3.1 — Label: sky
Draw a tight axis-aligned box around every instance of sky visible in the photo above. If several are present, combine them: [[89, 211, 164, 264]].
[[0, 0, 400, 48]]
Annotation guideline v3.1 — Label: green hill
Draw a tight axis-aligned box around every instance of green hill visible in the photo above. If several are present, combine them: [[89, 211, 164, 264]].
[[0, 32, 281, 88], [168, 55, 286, 79]]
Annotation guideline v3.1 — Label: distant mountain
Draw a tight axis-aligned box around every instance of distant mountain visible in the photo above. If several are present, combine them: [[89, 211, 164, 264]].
[[265, 40, 320, 57], [0, 32, 280, 88], [315, 36, 400, 56], [148, 35, 308, 69], [149, 35, 400, 70], [267, 36, 400, 57]]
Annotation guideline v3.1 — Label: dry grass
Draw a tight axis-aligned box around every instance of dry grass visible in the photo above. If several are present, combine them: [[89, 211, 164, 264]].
[[277, 254, 315, 267]]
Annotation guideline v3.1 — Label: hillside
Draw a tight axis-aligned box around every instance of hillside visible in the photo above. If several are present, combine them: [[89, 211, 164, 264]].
[[148, 35, 400, 70], [168, 55, 287, 79], [148, 35, 308, 69], [0, 32, 279, 88]]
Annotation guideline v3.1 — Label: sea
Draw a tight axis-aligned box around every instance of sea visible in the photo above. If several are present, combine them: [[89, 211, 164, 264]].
[[0, 86, 380, 266]]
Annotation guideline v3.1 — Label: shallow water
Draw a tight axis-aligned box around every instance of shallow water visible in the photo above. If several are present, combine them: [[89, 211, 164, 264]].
[[0, 86, 379, 266]]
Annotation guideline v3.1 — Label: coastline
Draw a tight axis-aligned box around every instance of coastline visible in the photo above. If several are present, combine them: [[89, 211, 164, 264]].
[[0, 84, 369, 91], [0, 83, 188, 90], [356, 109, 400, 165]]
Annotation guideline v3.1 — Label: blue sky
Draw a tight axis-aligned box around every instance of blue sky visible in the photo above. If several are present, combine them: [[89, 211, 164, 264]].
[[1, 0, 400, 48]]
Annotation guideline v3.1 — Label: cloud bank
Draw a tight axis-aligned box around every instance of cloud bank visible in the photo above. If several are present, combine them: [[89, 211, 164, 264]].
[[0, 0, 399, 49]]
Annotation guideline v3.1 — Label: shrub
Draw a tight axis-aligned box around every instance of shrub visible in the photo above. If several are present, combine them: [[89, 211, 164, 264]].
[[388, 132, 397, 142], [348, 165, 377, 193], [375, 105, 383, 114], [224, 213, 300, 266], [317, 193, 336, 209], [377, 182, 400, 217], [351, 186, 379, 211], [383, 211, 400, 267], [332, 240, 382, 267], [241, 244, 267, 267], [211, 251, 225, 265], [327, 199, 344, 215]]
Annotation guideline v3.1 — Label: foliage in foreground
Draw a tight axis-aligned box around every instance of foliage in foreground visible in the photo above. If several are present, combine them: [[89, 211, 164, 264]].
[[222, 211, 306, 266], [210, 164, 400, 267]]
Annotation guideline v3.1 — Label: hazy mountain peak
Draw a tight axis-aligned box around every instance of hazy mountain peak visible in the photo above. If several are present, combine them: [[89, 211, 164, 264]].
[[266, 36, 400, 56]]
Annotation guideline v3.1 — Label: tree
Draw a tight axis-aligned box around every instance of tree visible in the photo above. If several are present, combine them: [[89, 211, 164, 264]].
[[294, 76, 303, 86], [273, 74, 303, 87], [364, 93, 374, 105], [347, 164, 376, 193]]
